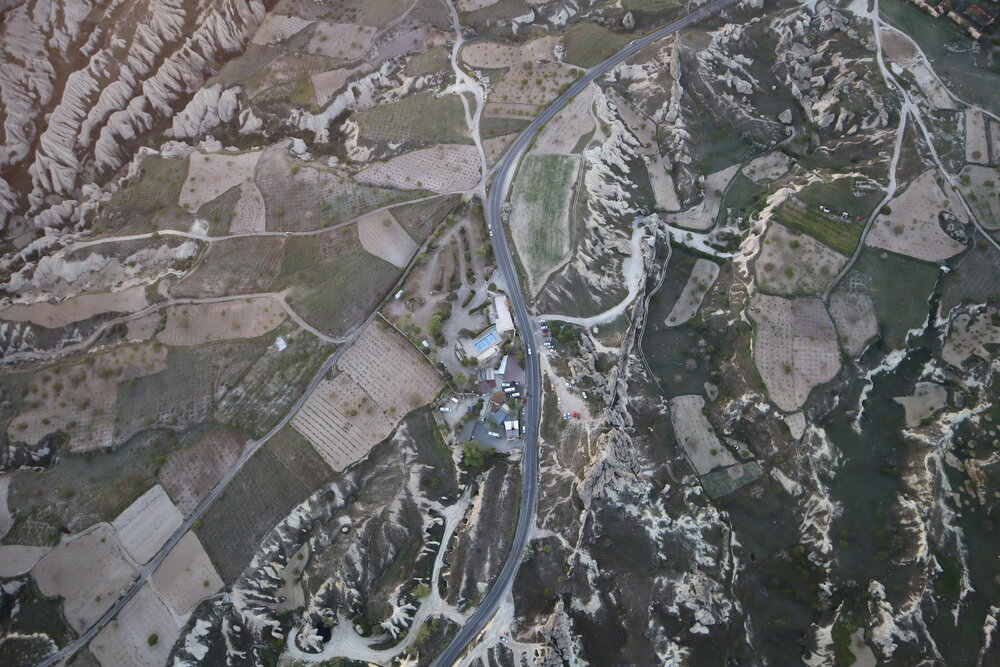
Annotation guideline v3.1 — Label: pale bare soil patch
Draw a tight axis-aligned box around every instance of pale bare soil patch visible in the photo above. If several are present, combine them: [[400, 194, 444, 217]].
[[0, 545, 48, 577], [894, 382, 947, 427], [0, 285, 147, 328], [7, 342, 167, 451], [743, 151, 792, 182], [462, 36, 560, 68], [880, 28, 918, 62], [33, 524, 138, 633], [966, 108, 990, 164], [111, 484, 183, 565], [292, 321, 443, 470], [490, 62, 581, 108], [881, 28, 956, 110], [483, 134, 518, 166], [943, 310, 1000, 366], [828, 291, 878, 358], [670, 395, 738, 475], [665, 259, 719, 327], [958, 164, 1000, 229], [866, 170, 967, 261], [151, 531, 224, 616], [158, 298, 285, 346], [126, 312, 161, 342], [532, 84, 595, 155], [609, 91, 657, 155], [0, 476, 11, 539], [251, 14, 313, 45], [159, 429, 246, 515], [230, 181, 267, 233], [357, 209, 419, 268], [179, 150, 262, 211], [756, 224, 848, 296], [648, 154, 681, 211], [355, 144, 481, 193], [750, 295, 840, 412], [90, 583, 179, 667], [457, 0, 501, 10], [663, 165, 739, 230], [307, 22, 377, 61], [312, 64, 371, 106]]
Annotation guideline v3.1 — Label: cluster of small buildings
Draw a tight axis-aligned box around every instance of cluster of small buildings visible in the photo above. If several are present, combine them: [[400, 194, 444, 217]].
[[908, 0, 997, 38]]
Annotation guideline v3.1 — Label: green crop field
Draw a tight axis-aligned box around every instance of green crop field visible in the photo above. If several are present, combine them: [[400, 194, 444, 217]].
[[562, 22, 632, 68], [265, 425, 334, 492], [390, 194, 464, 242], [797, 177, 884, 219], [772, 198, 864, 256], [356, 92, 471, 145], [510, 154, 581, 287], [97, 156, 190, 236]]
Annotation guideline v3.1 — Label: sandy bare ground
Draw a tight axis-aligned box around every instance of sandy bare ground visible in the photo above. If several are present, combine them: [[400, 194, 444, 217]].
[[0, 545, 49, 577], [670, 395, 738, 475], [461, 36, 560, 68], [483, 134, 518, 166], [828, 291, 878, 358], [179, 150, 262, 211], [894, 382, 947, 427], [665, 259, 719, 326], [307, 22, 378, 60], [33, 524, 138, 633], [251, 14, 313, 45], [90, 583, 180, 667], [457, 0, 501, 10], [532, 84, 595, 155], [7, 342, 167, 451], [126, 312, 161, 342], [157, 298, 285, 346], [151, 531, 224, 616], [866, 170, 967, 262], [784, 411, 807, 440], [647, 154, 681, 211], [663, 165, 739, 230], [292, 321, 444, 471], [357, 210, 419, 268], [958, 165, 1000, 229], [743, 152, 792, 182], [159, 429, 246, 516], [943, 311, 1000, 367], [112, 485, 184, 565], [880, 27, 956, 111], [490, 61, 581, 108], [0, 285, 147, 328], [355, 144, 482, 193], [966, 108, 990, 164], [312, 64, 372, 106], [749, 295, 840, 412], [229, 181, 267, 234], [756, 224, 848, 296]]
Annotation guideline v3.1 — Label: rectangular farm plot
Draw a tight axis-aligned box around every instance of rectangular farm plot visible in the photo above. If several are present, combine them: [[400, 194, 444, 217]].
[[357, 209, 419, 268], [356, 92, 471, 146], [179, 151, 261, 211], [251, 14, 313, 45], [966, 108, 990, 164], [33, 524, 139, 634], [229, 181, 266, 233], [90, 582, 179, 667], [157, 298, 286, 346], [755, 223, 849, 296], [531, 83, 596, 155], [865, 170, 967, 261], [958, 165, 1000, 229], [750, 295, 841, 412], [665, 259, 719, 327], [355, 144, 482, 193], [306, 22, 377, 60], [151, 531, 224, 616], [490, 62, 582, 108], [292, 321, 444, 471], [111, 484, 183, 565], [159, 428, 246, 515], [0, 285, 147, 328], [509, 154, 581, 290], [461, 35, 560, 68], [176, 236, 285, 298], [670, 395, 737, 475]]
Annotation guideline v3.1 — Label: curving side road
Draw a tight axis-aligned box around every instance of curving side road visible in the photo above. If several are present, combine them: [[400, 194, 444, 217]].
[[432, 1, 737, 664]]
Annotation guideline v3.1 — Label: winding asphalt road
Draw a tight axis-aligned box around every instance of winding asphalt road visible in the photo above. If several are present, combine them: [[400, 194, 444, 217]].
[[432, 1, 737, 663]]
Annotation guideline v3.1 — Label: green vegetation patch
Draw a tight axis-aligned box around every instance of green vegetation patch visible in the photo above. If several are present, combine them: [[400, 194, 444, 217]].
[[772, 198, 864, 256], [390, 194, 464, 242], [562, 22, 632, 68], [98, 156, 191, 235], [797, 178, 884, 219], [197, 444, 315, 582], [509, 154, 580, 285], [356, 92, 471, 145], [196, 185, 242, 236], [831, 612, 861, 666], [265, 425, 334, 494], [175, 235, 285, 298], [4, 430, 180, 546]]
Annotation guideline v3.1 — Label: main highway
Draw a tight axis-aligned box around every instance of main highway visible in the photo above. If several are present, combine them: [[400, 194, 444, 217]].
[[432, 0, 737, 663]]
